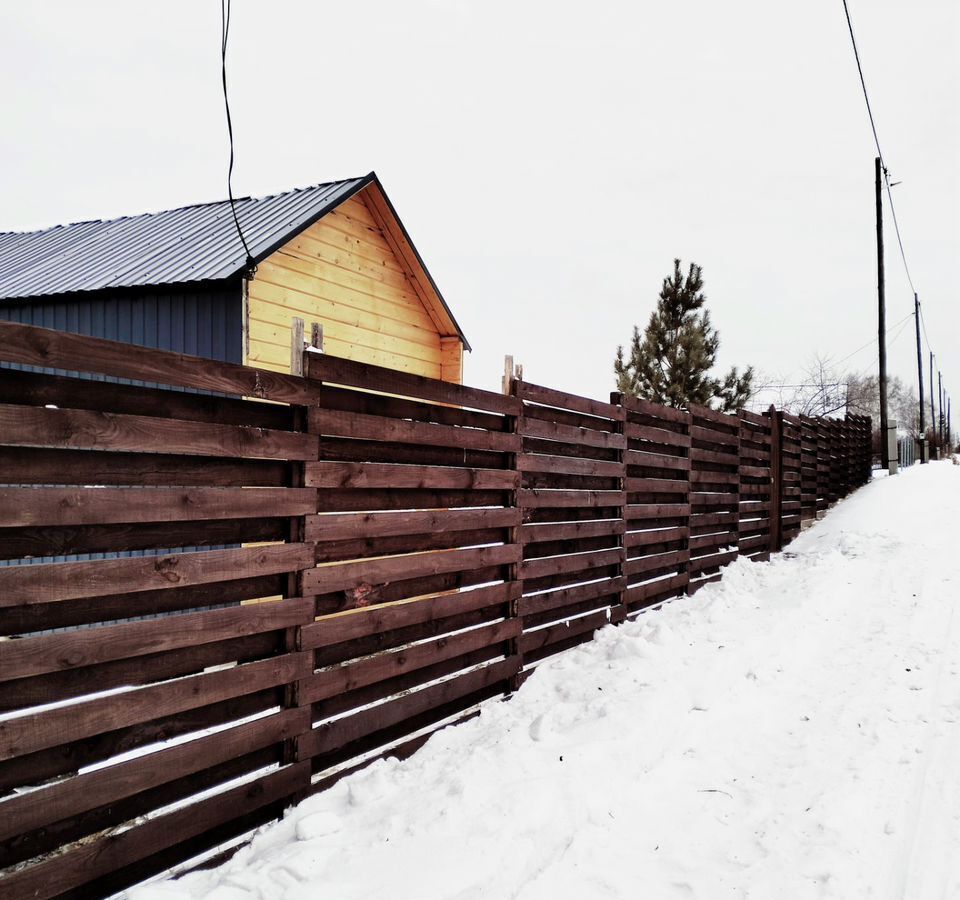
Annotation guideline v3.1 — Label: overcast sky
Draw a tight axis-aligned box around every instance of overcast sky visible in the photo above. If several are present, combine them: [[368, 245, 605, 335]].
[[2, 1, 956, 411]]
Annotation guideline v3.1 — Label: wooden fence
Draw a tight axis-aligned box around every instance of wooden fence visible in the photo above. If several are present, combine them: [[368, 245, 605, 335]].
[[0, 321, 871, 898]]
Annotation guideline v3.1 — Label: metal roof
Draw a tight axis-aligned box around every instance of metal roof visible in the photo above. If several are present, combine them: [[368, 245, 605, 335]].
[[0, 175, 372, 300]]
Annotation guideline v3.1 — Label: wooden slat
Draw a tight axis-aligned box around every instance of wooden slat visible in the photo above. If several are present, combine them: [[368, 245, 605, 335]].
[[309, 408, 519, 453], [0, 761, 310, 900], [0, 543, 314, 606], [518, 577, 626, 617], [0, 447, 288, 487], [626, 503, 690, 519], [0, 367, 295, 430], [519, 610, 608, 655], [624, 550, 689, 577], [304, 461, 517, 490], [519, 416, 626, 449], [301, 582, 518, 650], [516, 453, 623, 478], [518, 489, 626, 509], [302, 544, 520, 595], [0, 597, 314, 682], [624, 449, 691, 471], [305, 507, 519, 542], [624, 526, 688, 548], [621, 397, 690, 424], [625, 477, 689, 494], [0, 652, 311, 761], [520, 547, 623, 581], [0, 487, 316, 528], [624, 573, 688, 605], [0, 404, 317, 460], [624, 422, 692, 447], [0, 319, 317, 404], [521, 519, 624, 544], [306, 353, 519, 416], [0, 708, 308, 844], [302, 657, 519, 759], [519, 382, 622, 420], [302, 619, 519, 704]]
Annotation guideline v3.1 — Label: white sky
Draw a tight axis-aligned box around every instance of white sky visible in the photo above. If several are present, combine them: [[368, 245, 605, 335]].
[[2, 0, 957, 413]]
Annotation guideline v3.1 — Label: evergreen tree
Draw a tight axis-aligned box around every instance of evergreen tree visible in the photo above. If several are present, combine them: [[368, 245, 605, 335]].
[[614, 259, 754, 413]]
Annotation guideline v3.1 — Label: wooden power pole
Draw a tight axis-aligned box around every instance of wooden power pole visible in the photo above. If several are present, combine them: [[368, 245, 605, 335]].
[[875, 157, 889, 469], [939, 371, 944, 444], [914, 294, 925, 460], [930, 353, 936, 439]]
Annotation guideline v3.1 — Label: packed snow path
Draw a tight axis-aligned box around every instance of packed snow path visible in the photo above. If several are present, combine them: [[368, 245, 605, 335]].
[[140, 462, 960, 900]]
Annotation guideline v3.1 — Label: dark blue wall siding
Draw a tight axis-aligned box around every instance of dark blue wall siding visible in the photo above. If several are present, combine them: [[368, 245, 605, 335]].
[[0, 284, 242, 362], [0, 285, 244, 614]]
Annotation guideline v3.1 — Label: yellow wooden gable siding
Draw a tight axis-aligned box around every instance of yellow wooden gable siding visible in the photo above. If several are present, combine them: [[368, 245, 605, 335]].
[[245, 191, 460, 380]]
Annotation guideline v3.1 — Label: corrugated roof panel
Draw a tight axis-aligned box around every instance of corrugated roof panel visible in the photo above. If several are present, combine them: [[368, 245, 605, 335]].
[[0, 177, 369, 300]]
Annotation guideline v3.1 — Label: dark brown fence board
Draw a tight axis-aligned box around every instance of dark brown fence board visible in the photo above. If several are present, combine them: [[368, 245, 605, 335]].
[[0, 543, 314, 606], [0, 319, 315, 404]]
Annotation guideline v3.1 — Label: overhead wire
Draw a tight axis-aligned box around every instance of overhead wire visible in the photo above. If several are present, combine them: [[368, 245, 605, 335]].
[[220, 0, 254, 271], [840, 0, 953, 437]]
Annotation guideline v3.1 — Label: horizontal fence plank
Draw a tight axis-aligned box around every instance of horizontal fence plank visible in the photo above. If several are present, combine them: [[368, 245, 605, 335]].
[[519, 416, 625, 450], [520, 548, 623, 581], [309, 408, 519, 453], [304, 462, 517, 490], [306, 353, 520, 416], [302, 657, 519, 759], [0, 446, 289, 487], [0, 319, 317, 404], [301, 583, 519, 651], [519, 610, 609, 656], [0, 404, 317, 460], [302, 545, 520, 595], [519, 489, 626, 509], [0, 760, 310, 900], [517, 453, 623, 478], [302, 619, 520, 704], [0, 707, 308, 845], [519, 577, 626, 618], [0, 652, 311, 762], [305, 508, 520, 543], [519, 382, 622, 420], [0, 597, 314, 682], [0, 487, 316, 528], [0, 543, 314, 606]]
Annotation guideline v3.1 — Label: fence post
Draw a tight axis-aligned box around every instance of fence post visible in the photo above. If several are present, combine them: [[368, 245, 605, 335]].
[[610, 392, 628, 624], [768, 405, 783, 553], [503, 363, 524, 691], [281, 333, 319, 805]]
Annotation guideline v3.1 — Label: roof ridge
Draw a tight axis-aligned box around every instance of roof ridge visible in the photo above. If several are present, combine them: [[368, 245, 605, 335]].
[[0, 176, 367, 238]]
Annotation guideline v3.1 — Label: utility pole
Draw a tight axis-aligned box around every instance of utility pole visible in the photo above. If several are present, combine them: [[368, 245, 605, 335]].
[[930, 353, 936, 442], [914, 294, 925, 461], [938, 370, 944, 444], [948, 396, 952, 451], [875, 157, 889, 469]]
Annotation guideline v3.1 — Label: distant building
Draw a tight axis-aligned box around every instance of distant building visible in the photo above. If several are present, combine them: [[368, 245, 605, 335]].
[[0, 172, 468, 380]]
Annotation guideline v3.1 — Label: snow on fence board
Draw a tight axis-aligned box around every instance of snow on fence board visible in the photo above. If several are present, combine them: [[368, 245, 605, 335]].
[[0, 321, 871, 899]]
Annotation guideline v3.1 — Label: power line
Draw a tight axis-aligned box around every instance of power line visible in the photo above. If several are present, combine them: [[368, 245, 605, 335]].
[[220, 0, 254, 271], [840, 0, 916, 293], [832, 309, 914, 368]]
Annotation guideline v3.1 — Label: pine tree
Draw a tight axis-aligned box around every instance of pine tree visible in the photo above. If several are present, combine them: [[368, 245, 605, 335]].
[[614, 259, 753, 412]]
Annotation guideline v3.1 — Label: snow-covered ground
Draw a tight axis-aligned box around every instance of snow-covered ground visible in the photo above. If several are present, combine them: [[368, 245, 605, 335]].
[[136, 461, 960, 900]]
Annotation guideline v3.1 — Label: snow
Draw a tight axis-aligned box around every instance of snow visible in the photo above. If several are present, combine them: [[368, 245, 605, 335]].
[[133, 461, 960, 900]]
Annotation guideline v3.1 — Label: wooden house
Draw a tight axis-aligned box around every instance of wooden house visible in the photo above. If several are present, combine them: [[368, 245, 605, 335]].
[[0, 172, 469, 380]]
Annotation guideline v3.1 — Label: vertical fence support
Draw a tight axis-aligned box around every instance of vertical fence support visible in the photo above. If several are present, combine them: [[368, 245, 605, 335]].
[[768, 405, 783, 553], [282, 334, 316, 804], [505, 367, 524, 692], [611, 397, 628, 625]]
